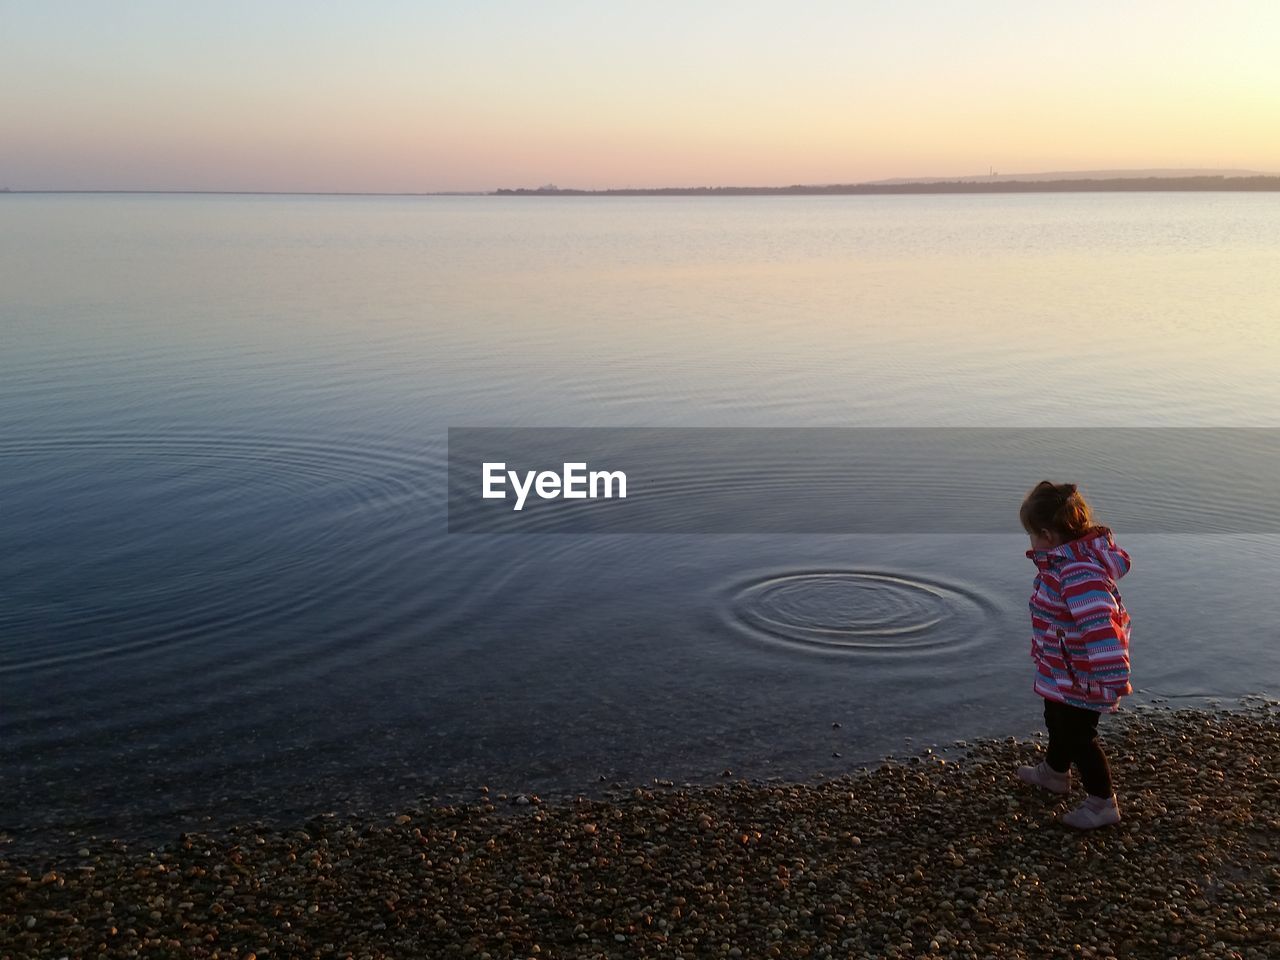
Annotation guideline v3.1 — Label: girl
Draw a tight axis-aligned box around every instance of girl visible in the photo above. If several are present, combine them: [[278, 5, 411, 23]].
[[1017, 480, 1132, 829]]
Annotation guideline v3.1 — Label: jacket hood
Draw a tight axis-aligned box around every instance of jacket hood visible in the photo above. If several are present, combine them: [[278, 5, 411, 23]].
[[1027, 525, 1131, 580]]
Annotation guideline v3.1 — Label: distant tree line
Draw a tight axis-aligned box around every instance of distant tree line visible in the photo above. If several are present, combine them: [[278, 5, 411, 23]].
[[495, 176, 1280, 196]]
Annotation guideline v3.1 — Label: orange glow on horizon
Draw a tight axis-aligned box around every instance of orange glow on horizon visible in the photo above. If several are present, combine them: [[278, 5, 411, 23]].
[[2, 2, 1278, 191]]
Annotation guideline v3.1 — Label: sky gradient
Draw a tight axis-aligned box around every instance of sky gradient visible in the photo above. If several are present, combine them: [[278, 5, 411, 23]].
[[2, 0, 1278, 192]]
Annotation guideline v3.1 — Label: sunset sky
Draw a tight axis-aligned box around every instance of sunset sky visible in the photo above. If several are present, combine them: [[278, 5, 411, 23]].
[[3, 0, 1278, 192]]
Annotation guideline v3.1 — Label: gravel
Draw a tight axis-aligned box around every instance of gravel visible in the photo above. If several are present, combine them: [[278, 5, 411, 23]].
[[3, 702, 1277, 959]]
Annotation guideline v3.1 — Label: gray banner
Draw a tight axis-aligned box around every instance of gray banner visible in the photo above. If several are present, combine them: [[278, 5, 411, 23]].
[[447, 428, 1280, 533]]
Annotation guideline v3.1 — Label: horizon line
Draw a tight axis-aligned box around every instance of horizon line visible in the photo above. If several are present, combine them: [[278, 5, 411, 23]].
[[6, 172, 1280, 197]]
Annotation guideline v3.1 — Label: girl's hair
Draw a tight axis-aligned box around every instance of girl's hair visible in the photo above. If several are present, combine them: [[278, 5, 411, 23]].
[[1019, 480, 1096, 540]]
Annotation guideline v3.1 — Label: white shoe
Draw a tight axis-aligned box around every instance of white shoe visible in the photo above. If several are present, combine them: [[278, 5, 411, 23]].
[[1016, 760, 1071, 795], [1061, 795, 1121, 829]]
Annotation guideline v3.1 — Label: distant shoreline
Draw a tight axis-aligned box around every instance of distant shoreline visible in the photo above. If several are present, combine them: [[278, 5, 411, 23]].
[[6, 175, 1280, 197], [496, 175, 1280, 195]]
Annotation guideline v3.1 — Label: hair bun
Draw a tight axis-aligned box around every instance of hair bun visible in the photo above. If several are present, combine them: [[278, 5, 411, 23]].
[[1021, 479, 1096, 539]]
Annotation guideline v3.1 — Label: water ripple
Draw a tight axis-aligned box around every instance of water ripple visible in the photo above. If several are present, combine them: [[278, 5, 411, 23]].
[[724, 569, 997, 656], [0, 430, 443, 675]]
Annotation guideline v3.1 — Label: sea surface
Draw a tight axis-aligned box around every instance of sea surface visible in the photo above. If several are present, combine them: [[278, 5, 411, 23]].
[[2, 192, 1279, 852]]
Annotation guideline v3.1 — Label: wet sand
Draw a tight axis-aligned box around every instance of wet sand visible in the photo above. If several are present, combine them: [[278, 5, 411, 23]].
[[3, 702, 1277, 959]]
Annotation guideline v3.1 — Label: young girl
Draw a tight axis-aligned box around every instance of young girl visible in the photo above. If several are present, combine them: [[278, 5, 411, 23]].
[[1017, 480, 1132, 829]]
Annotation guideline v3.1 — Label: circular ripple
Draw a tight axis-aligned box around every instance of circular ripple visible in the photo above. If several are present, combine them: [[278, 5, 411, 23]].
[[726, 569, 994, 656], [0, 430, 444, 677]]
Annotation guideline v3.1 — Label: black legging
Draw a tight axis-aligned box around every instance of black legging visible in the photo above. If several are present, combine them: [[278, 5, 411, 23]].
[[1043, 698, 1113, 797]]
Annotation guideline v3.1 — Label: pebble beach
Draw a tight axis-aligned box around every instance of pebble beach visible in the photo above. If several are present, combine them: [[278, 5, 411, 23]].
[[3, 703, 1277, 960]]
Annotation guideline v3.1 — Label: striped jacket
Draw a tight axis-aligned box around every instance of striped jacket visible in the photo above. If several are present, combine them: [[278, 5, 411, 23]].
[[1027, 526, 1132, 712]]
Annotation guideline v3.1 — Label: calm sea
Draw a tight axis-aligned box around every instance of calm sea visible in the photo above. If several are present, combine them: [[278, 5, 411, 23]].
[[2, 193, 1278, 851]]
